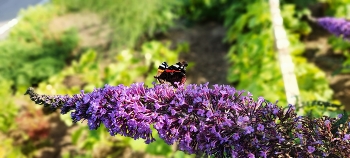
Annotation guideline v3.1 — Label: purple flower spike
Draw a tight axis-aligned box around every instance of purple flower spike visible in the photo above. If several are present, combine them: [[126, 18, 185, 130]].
[[317, 17, 350, 39], [25, 83, 350, 157]]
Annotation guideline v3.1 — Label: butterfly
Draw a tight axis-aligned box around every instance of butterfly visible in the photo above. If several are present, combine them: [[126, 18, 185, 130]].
[[154, 61, 188, 88]]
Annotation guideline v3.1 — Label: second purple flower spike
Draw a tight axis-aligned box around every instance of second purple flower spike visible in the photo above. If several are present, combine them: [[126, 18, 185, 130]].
[[317, 17, 350, 39]]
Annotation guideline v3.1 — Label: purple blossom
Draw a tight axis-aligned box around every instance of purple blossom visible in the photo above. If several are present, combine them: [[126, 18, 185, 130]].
[[247, 153, 255, 158], [25, 83, 350, 157], [257, 123, 264, 131], [307, 146, 315, 153], [324, 120, 331, 126], [233, 133, 240, 140], [244, 126, 254, 134], [272, 108, 279, 115], [296, 122, 302, 129], [276, 134, 285, 143], [231, 150, 238, 157], [317, 17, 350, 39], [259, 148, 268, 158], [338, 114, 343, 119], [296, 133, 303, 140]]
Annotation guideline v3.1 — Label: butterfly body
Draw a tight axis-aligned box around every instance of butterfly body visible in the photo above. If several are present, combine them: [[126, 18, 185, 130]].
[[154, 61, 188, 87]]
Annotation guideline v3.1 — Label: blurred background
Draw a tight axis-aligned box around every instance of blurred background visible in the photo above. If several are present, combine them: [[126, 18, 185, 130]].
[[1, 0, 350, 157]]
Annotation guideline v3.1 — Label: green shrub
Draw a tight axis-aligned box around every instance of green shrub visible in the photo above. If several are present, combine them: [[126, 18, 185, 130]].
[[52, 0, 180, 49], [178, 0, 232, 23], [324, 0, 350, 18], [0, 5, 79, 92], [0, 78, 18, 133], [0, 136, 25, 158], [224, 1, 333, 111], [0, 77, 25, 157], [225, 1, 286, 104]]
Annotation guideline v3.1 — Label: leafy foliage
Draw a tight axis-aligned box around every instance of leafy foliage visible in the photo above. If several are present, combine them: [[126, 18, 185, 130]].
[[224, 1, 333, 109], [225, 0, 287, 104], [0, 5, 79, 92], [52, 0, 180, 49], [0, 135, 25, 158], [324, 0, 350, 18], [0, 79, 17, 133], [178, 0, 232, 23], [298, 100, 345, 118], [0, 79, 24, 157]]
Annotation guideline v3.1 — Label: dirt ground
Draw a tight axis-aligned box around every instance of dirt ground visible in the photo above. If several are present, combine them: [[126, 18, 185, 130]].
[[303, 18, 350, 111], [160, 22, 230, 86], [305, 38, 350, 111]]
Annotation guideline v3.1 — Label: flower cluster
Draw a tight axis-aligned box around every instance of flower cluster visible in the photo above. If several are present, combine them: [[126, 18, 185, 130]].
[[25, 83, 350, 157], [317, 17, 350, 39]]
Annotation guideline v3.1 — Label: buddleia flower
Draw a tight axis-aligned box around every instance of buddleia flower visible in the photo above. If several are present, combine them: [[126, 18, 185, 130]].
[[317, 17, 350, 39], [25, 83, 350, 157]]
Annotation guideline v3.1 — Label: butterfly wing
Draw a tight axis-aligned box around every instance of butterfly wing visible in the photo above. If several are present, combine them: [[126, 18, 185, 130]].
[[154, 62, 168, 81], [154, 61, 188, 87]]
